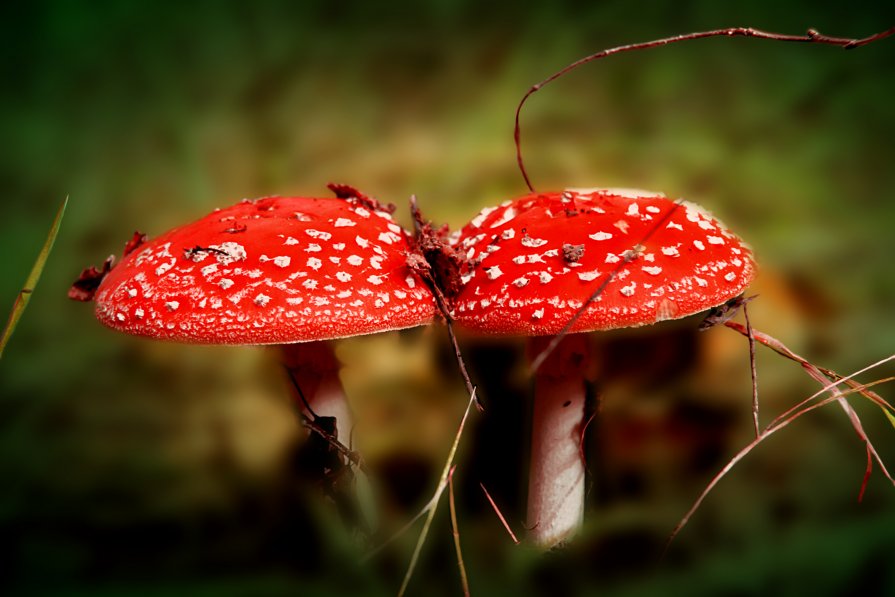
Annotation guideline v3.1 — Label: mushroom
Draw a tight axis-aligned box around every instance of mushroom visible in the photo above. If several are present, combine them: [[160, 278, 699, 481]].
[[450, 187, 756, 547], [70, 186, 436, 457]]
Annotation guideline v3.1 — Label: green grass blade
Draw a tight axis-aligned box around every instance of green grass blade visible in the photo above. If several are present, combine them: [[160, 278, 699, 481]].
[[881, 404, 895, 432], [0, 196, 69, 358]]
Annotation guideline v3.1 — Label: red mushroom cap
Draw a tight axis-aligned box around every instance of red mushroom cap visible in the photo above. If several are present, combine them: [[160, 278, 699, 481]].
[[93, 195, 435, 344], [451, 188, 756, 335]]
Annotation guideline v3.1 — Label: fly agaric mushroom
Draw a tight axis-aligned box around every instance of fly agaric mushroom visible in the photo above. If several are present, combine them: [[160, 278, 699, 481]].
[[451, 187, 756, 547], [70, 186, 435, 451]]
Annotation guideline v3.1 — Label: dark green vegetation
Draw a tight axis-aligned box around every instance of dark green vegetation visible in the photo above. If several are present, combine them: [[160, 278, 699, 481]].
[[1, 1, 894, 595]]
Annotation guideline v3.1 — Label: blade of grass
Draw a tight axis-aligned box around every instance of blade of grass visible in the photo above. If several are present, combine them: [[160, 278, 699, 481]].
[[448, 467, 470, 597], [398, 387, 477, 597], [1, 196, 68, 358]]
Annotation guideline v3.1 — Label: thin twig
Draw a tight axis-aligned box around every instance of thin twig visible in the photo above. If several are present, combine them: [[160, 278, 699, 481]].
[[449, 467, 471, 597], [296, 415, 369, 475], [724, 322, 895, 421], [725, 321, 895, 489], [515, 26, 895, 191], [410, 195, 482, 410], [744, 302, 760, 437], [530, 200, 682, 373], [479, 483, 520, 545], [664, 372, 895, 557]]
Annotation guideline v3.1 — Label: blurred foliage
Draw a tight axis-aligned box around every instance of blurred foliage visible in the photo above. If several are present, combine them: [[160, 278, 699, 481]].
[[1, 1, 894, 595]]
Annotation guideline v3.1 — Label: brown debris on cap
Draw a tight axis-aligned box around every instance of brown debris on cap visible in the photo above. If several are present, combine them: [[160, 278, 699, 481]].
[[451, 188, 757, 335], [88, 194, 435, 344]]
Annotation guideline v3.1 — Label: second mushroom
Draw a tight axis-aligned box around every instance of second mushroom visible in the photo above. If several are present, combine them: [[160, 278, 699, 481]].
[[450, 187, 756, 547]]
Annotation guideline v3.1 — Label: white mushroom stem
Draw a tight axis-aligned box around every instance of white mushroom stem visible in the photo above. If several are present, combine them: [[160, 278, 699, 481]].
[[281, 341, 353, 454], [526, 333, 594, 547]]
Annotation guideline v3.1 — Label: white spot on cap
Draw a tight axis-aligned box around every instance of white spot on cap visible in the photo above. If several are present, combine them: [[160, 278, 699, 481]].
[[694, 277, 708, 287], [302, 279, 318, 289], [501, 228, 516, 240], [405, 276, 416, 288], [667, 221, 684, 231], [294, 212, 312, 222], [626, 202, 639, 216], [578, 270, 601, 282], [605, 253, 621, 264], [254, 294, 271, 307], [165, 301, 180, 311], [620, 283, 636, 297], [284, 236, 300, 245], [613, 220, 630, 234], [333, 243, 346, 251], [337, 290, 352, 298], [486, 266, 503, 280], [329, 256, 341, 264], [155, 260, 174, 276], [336, 272, 352, 282], [394, 289, 407, 299], [305, 244, 322, 253], [539, 272, 553, 284], [661, 245, 680, 257], [532, 308, 545, 320], [219, 279, 234, 289], [526, 254, 545, 264], [368, 275, 384, 285], [698, 220, 715, 230], [512, 255, 525, 265], [355, 236, 370, 248], [693, 240, 706, 251], [490, 207, 518, 228], [127, 288, 137, 298], [470, 206, 497, 228], [306, 229, 332, 241], [334, 218, 356, 227], [347, 255, 363, 266], [513, 276, 529, 288], [707, 236, 725, 245], [307, 257, 322, 270], [521, 235, 548, 248], [642, 266, 662, 276], [312, 297, 330, 306], [201, 264, 218, 276], [589, 231, 613, 241], [369, 256, 384, 270], [116, 312, 125, 322], [379, 232, 401, 245], [134, 308, 144, 319], [724, 271, 738, 282], [646, 205, 661, 214], [354, 207, 370, 218], [209, 242, 247, 264]]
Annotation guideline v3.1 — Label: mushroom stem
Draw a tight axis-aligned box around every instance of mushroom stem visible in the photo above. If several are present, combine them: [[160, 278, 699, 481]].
[[281, 341, 353, 451], [526, 333, 593, 547]]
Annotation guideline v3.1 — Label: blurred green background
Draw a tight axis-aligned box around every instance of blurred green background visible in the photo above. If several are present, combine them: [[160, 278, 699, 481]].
[[1, 1, 894, 595]]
